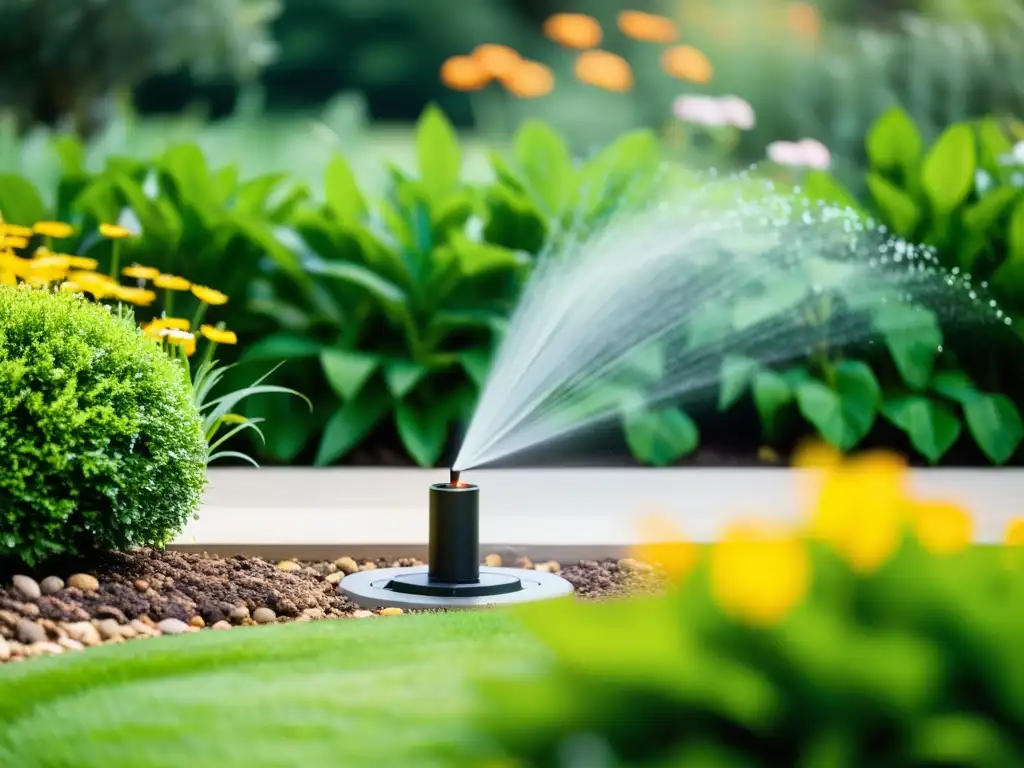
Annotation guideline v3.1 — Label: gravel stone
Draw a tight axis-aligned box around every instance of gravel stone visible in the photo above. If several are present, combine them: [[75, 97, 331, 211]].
[[324, 572, 344, 585], [212, 621, 232, 630], [157, 618, 190, 635], [11, 575, 41, 601], [379, 607, 403, 617], [39, 576, 64, 595], [64, 621, 102, 646], [276, 560, 301, 572], [67, 573, 100, 592], [229, 606, 250, 622], [334, 557, 359, 574], [483, 554, 503, 567], [252, 607, 276, 624], [16, 619, 46, 644], [352, 610, 375, 618], [95, 619, 122, 641]]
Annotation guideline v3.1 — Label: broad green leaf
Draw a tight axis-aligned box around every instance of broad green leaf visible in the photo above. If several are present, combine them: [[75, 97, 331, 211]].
[[977, 118, 1013, 173], [240, 334, 324, 363], [752, 370, 793, 435], [243, 392, 320, 463], [718, 356, 758, 411], [963, 394, 1023, 464], [161, 143, 218, 213], [315, 388, 391, 466], [324, 154, 366, 222], [52, 134, 86, 176], [622, 407, 699, 466], [513, 120, 575, 215], [802, 171, 862, 211], [920, 124, 976, 215], [619, 343, 665, 385], [309, 260, 411, 324], [460, 349, 492, 387], [236, 173, 286, 215], [450, 234, 530, 277], [909, 713, 1018, 766], [577, 130, 661, 220], [416, 104, 461, 201], [796, 361, 880, 450], [872, 303, 942, 390], [0, 173, 46, 225], [320, 349, 379, 400], [866, 106, 923, 177], [961, 186, 1017, 234], [930, 370, 981, 406], [867, 172, 920, 237], [882, 395, 961, 463], [384, 361, 428, 398], [1008, 198, 1024, 264], [396, 401, 449, 467]]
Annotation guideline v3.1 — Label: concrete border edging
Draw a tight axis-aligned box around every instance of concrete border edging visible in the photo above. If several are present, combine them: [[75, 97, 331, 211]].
[[169, 467, 1024, 560]]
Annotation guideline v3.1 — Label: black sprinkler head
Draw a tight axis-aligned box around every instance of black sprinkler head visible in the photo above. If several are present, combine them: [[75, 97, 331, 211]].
[[337, 472, 575, 610]]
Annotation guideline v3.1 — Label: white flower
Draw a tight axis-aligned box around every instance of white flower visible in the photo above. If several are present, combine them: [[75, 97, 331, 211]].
[[766, 138, 831, 170], [719, 95, 756, 130], [672, 94, 756, 130]]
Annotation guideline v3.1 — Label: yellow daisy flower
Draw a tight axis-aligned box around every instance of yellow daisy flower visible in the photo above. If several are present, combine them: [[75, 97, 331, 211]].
[[99, 223, 134, 239], [200, 325, 238, 345], [122, 264, 160, 281], [33, 221, 75, 238], [191, 284, 229, 305], [154, 273, 191, 291]]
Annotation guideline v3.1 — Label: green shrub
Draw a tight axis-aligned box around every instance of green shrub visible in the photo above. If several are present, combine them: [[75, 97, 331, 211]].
[[0, 285, 207, 565]]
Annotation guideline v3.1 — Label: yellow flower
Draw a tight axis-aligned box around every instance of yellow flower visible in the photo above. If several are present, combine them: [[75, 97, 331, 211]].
[[30, 254, 72, 271], [1, 224, 33, 238], [26, 267, 67, 284], [909, 500, 972, 555], [152, 317, 191, 331], [631, 513, 699, 583], [3, 255, 33, 278], [660, 45, 714, 84], [2, 235, 30, 250], [60, 281, 83, 293], [1004, 518, 1024, 546], [33, 221, 75, 238], [99, 223, 134, 239], [711, 520, 809, 626], [140, 321, 164, 341], [66, 256, 98, 270], [68, 270, 116, 299], [122, 264, 160, 281], [164, 329, 197, 356], [191, 284, 229, 305], [0, 271, 15, 286], [617, 10, 678, 43], [113, 285, 157, 306], [200, 324, 238, 345], [154, 273, 191, 291], [543, 13, 602, 49]]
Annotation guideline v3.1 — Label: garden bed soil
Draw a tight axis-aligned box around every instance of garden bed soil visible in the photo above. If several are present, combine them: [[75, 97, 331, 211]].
[[0, 549, 663, 664]]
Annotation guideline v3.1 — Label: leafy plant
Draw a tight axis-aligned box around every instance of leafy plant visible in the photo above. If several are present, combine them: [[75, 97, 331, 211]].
[[0, 285, 207, 566], [473, 448, 1024, 767]]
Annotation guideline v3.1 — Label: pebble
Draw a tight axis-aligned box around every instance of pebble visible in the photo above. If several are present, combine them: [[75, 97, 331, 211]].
[[252, 607, 277, 624], [379, 607, 403, 617], [483, 554, 503, 567], [12, 575, 41, 601], [16, 619, 46, 645], [189, 616, 205, 629], [134, 579, 150, 592], [119, 624, 138, 639], [156, 618, 190, 635], [64, 621, 102, 646], [25, 641, 63, 657], [0, 637, 10, 661], [212, 621, 232, 630], [67, 573, 99, 592], [313, 562, 337, 575], [229, 606, 250, 622], [516, 557, 534, 570], [359, 562, 377, 571], [95, 605, 128, 623], [39, 576, 64, 595], [276, 560, 301, 572], [95, 619, 122, 641], [324, 571, 344, 585], [130, 619, 156, 636], [57, 637, 84, 652], [351, 610, 375, 618], [617, 558, 654, 574], [535, 561, 562, 573], [334, 557, 359, 574], [302, 607, 325, 620], [20, 602, 39, 616]]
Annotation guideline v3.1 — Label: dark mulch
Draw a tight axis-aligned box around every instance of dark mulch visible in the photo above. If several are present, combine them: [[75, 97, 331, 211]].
[[0, 549, 663, 663]]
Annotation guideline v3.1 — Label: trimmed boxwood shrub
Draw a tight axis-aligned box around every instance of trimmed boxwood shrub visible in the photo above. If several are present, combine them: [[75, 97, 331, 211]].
[[0, 285, 207, 565]]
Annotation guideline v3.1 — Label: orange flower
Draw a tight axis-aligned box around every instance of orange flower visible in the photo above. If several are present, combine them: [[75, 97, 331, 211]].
[[660, 45, 714, 84], [574, 50, 634, 93], [543, 13, 602, 49], [472, 44, 522, 79], [440, 55, 490, 92], [617, 10, 678, 43], [785, 2, 821, 39], [503, 60, 555, 99]]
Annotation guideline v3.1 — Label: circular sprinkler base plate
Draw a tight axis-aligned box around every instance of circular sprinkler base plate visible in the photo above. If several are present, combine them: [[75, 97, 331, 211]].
[[338, 566, 574, 610]]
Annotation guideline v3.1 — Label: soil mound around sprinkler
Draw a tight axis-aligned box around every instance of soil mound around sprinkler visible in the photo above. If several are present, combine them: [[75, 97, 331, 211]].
[[0, 551, 663, 663]]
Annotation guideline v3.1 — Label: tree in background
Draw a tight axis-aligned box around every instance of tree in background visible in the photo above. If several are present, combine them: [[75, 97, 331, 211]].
[[0, 0, 280, 138]]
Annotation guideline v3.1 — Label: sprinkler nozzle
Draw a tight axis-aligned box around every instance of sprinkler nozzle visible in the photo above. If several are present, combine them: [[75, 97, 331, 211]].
[[450, 468, 461, 486]]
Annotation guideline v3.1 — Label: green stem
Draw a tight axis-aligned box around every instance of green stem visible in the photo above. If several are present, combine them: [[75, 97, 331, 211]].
[[109, 241, 121, 280], [190, 302, 209, 333], [164, 289, 174, 318], [199, 339, 218, 372]]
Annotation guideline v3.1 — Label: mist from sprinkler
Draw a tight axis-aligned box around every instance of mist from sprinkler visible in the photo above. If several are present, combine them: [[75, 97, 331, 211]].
[[341, 170, 1008, 611]]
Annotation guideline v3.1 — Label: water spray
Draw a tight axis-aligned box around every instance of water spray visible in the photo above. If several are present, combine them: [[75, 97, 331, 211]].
[[338, 470, 574, 610]]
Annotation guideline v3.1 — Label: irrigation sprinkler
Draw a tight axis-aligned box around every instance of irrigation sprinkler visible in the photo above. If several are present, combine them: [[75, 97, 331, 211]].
[[337, 471, 574, 610]]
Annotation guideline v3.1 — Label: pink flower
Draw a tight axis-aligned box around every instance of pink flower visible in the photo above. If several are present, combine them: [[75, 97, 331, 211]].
[[673, 95, 729, 126], [720, 95, 756, 130], [766, 138, 831, 169]]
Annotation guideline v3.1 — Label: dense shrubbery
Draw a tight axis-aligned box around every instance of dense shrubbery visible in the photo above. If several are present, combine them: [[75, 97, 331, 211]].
[[473, 447, 1024, 767], [0, 286, 207, 565], [0, 106, 1019, 469]]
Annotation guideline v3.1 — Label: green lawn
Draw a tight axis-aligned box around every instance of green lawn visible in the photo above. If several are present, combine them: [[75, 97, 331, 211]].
[[0, 610, 538, 768]]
